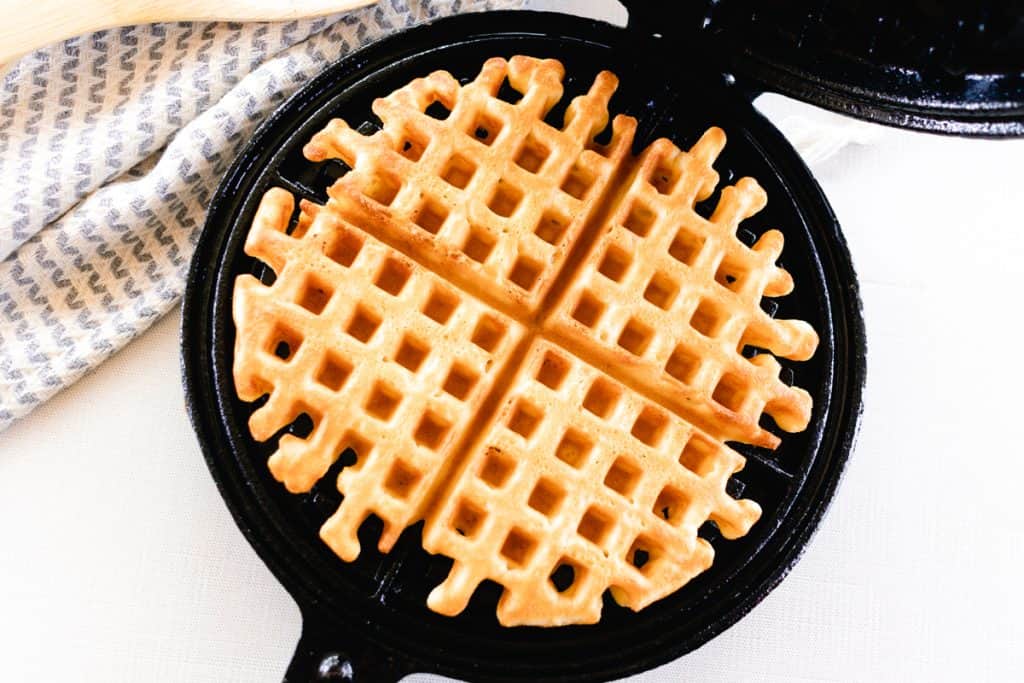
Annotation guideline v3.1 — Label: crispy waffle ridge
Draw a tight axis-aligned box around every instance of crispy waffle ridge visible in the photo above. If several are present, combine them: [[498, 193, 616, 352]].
[[232, 56, 819, 626]]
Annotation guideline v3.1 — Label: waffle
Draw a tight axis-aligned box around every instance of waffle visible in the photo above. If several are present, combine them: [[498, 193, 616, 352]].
[[303, 55, 635, 319], [232, 56, 818, 626], [421, 339, 760, 625], [544, 130, 817, 450], [234, 190, 526, 556]]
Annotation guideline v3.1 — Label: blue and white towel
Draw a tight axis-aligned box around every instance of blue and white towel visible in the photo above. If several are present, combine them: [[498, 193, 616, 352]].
[[0, 0, 521, 431]]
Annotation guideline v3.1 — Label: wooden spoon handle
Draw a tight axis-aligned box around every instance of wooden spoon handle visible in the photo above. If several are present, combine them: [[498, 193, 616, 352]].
[[0, 0, 376, 67]]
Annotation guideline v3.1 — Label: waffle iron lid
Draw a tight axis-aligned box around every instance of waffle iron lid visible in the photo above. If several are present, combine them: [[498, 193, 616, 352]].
[[621, 0, 1024, 137]]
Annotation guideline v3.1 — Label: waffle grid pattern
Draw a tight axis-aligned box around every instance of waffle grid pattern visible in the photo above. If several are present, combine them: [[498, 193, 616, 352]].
[[303, 55, 636, 317], [234, 190, 525, 559], [547, 132, 818, 449], [232, 56, 818, 625], [422, 340, 759, 625]]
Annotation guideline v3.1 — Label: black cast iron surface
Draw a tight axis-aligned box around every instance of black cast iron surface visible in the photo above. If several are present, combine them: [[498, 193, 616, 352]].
[[181, 10, 867, 682], [621, 0, 1024, 137]]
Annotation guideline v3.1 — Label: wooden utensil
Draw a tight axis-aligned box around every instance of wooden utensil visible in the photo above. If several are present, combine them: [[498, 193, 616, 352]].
[[0, 0, 376, 68]]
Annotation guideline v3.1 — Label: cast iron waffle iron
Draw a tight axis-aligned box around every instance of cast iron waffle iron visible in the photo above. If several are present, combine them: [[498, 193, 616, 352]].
[[182, 6, 890, 682], [658, 0, 1024, 136]]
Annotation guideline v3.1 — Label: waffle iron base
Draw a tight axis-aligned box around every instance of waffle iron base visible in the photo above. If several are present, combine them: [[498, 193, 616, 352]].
[[181, 10, 867, 682]]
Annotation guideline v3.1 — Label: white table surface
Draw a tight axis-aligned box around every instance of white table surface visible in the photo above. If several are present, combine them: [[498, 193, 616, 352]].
[[3, 7, 1024, 681]]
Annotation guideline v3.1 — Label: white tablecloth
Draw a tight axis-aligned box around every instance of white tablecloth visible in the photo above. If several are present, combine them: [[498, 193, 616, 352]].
[[3, 7, 1024, 682]]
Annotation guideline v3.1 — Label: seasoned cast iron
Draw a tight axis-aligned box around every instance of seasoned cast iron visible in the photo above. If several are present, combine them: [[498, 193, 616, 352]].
[[635, 0, 1024, 137], [182, 8, 867, 682]]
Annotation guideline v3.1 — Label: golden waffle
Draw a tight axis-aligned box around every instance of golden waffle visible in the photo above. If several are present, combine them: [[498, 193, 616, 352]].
[[544, 131, 817, 450], [422, 339, 759, 625], [232, 55, 819, 626], [234, 189, 526, 556], [303, 56, 635, 318]]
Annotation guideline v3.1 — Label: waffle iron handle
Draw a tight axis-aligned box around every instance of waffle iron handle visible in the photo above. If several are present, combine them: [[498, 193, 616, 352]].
[[283, 612, 413, 683]]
